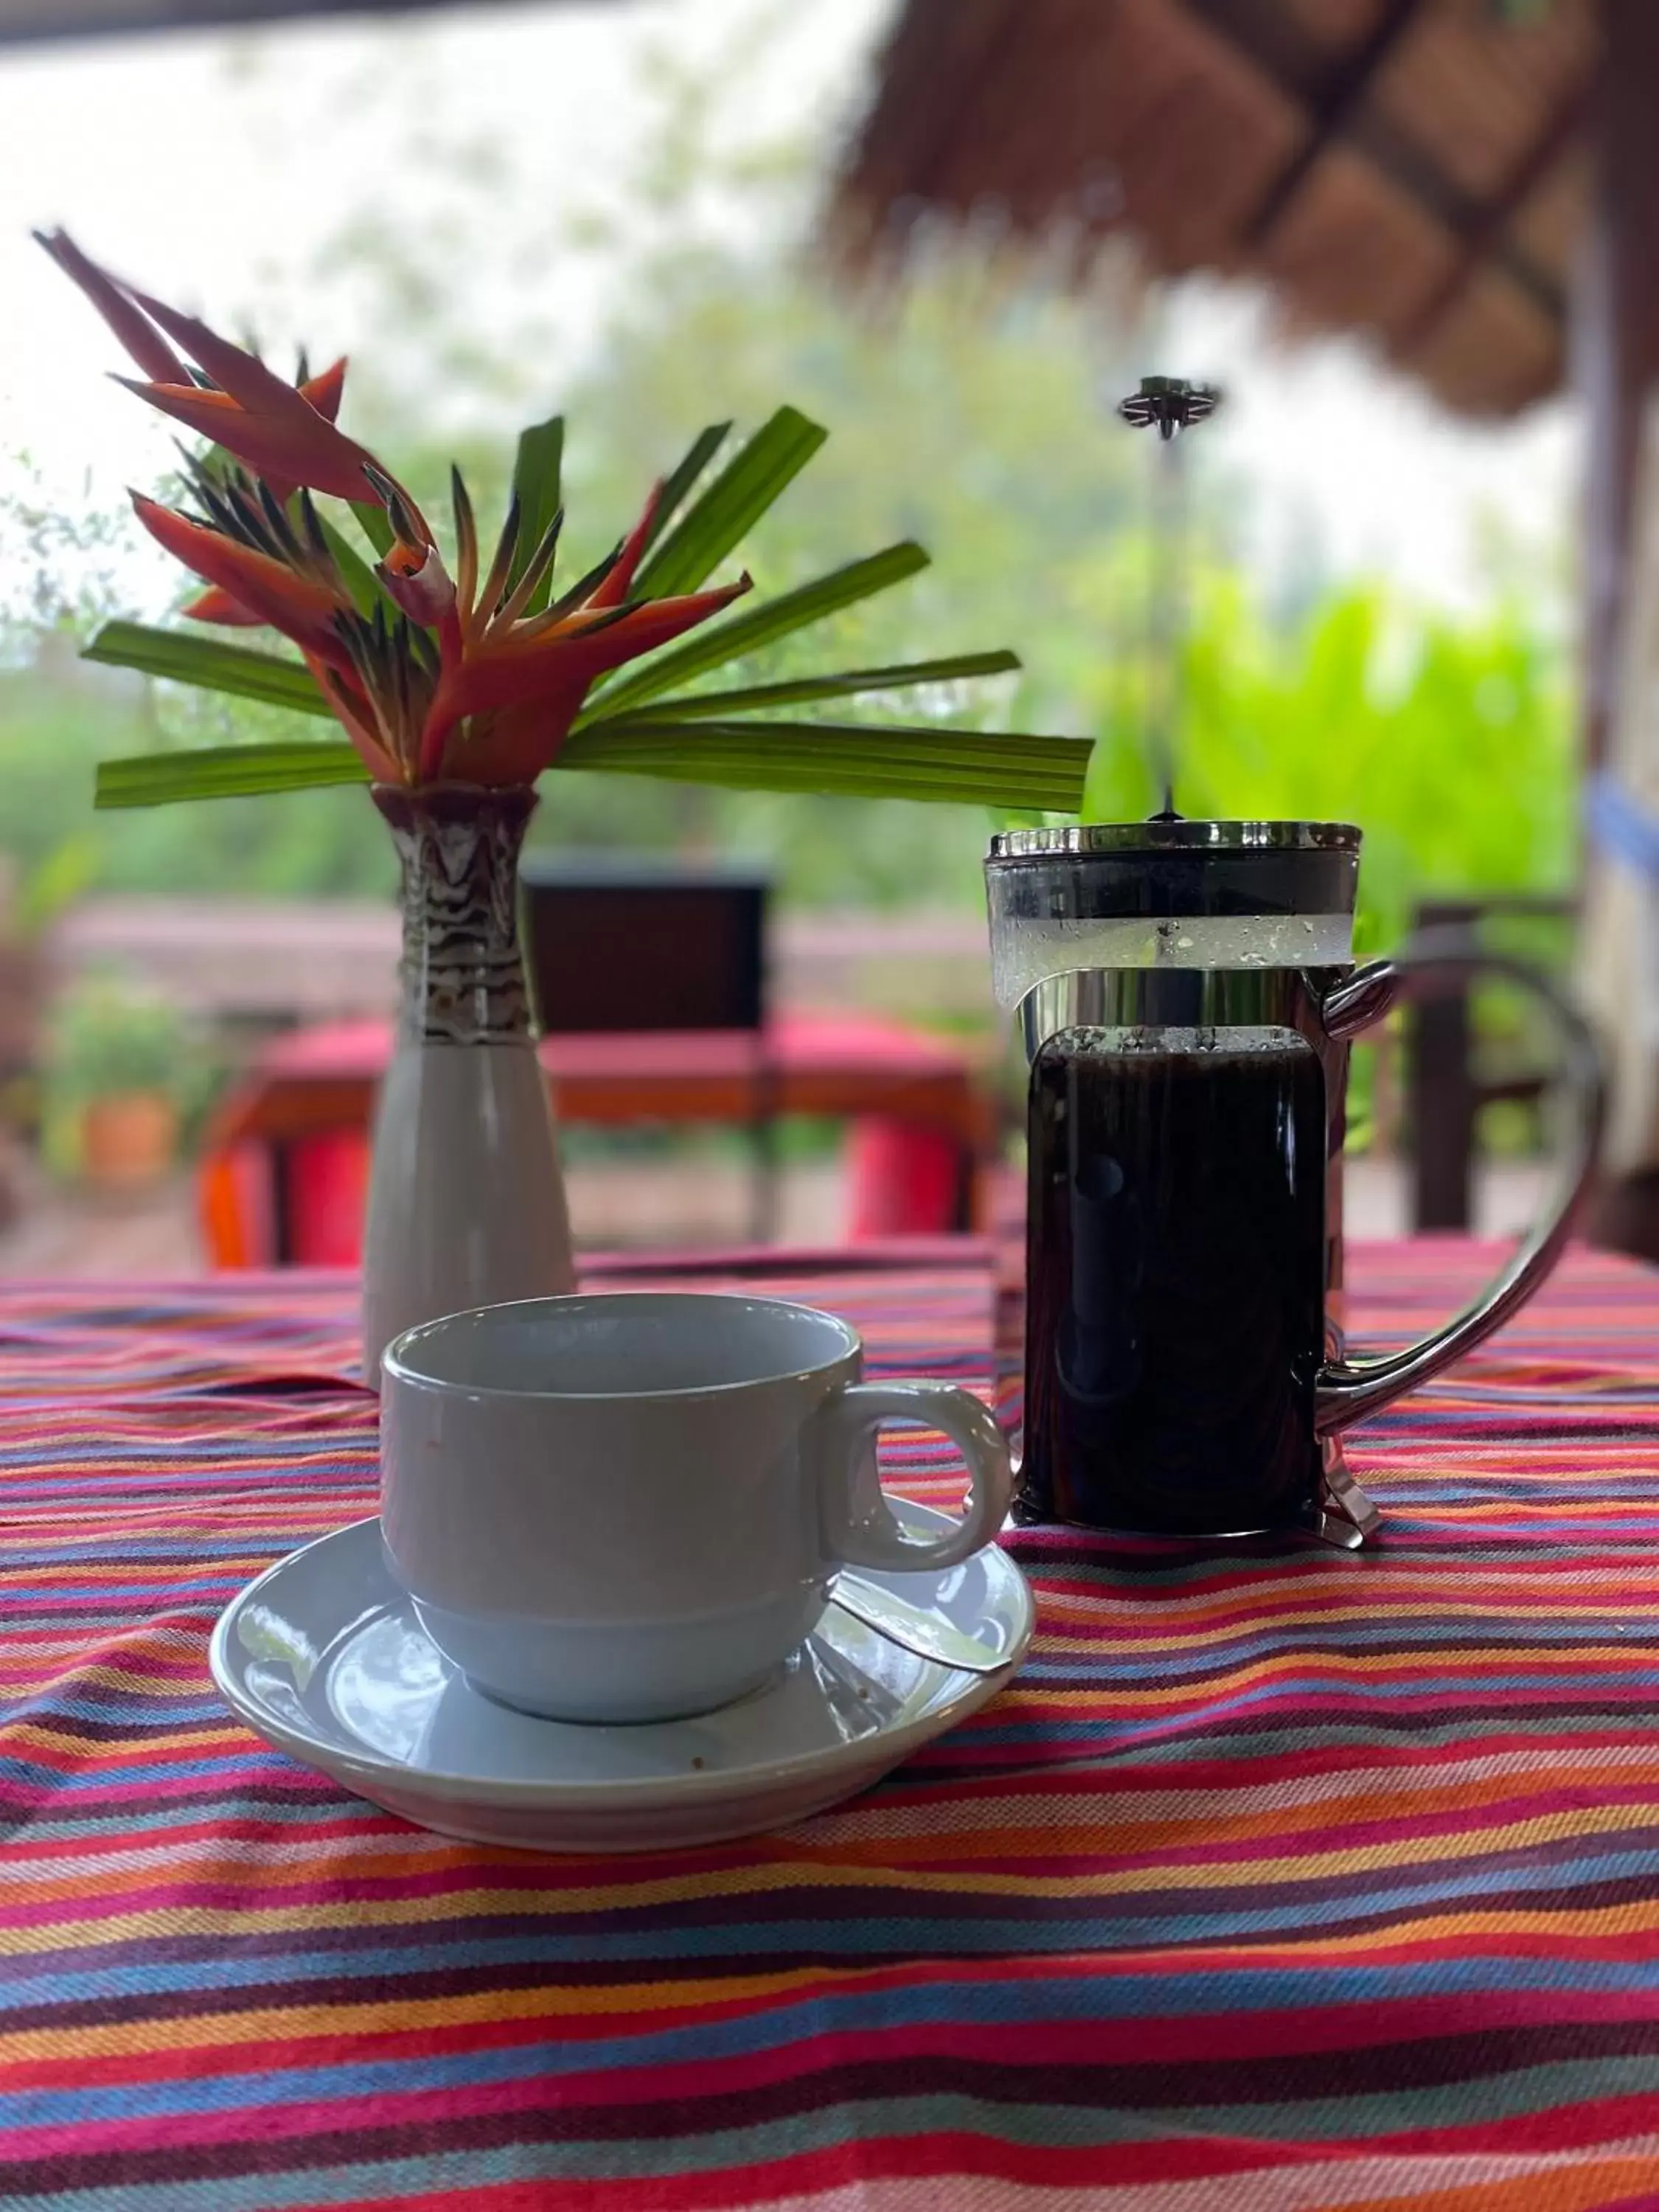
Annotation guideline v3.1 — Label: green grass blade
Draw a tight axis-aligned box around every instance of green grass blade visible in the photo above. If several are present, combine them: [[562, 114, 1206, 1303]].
[[578, 649, 1019, 730], [633, 404, 827, 601], [83, 623, 332, 717], [587, 543, 931, 719], [641, 422, 731, 555], [509, 414, 564, 613], [94, 742, 369, 808], [557, 717, 1091, 810]]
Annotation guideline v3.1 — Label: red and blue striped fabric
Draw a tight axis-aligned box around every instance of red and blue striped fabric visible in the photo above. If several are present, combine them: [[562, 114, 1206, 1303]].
[[6, 1239, 1659, 2208]]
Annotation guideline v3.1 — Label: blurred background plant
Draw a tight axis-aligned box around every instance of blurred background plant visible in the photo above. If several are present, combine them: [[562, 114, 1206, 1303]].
[[38, 970, 215, 1186], [1081, 570, 1574, 959]]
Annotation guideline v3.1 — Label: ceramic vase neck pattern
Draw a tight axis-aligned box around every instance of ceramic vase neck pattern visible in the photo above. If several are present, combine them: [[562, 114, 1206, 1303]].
[[360, 779, 574, 1388], [375, 783, 535, 1045]]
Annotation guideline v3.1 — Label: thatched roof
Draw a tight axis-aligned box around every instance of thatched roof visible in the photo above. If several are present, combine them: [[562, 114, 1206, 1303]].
[[836, 0, 1597, 420]]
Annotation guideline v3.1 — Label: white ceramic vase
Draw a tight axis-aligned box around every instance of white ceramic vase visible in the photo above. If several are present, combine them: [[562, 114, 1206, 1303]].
[[361, 783, 575, 1387]]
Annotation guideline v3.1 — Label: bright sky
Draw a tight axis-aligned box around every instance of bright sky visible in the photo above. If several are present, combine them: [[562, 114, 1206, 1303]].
[[0, 0, 1577, 622]]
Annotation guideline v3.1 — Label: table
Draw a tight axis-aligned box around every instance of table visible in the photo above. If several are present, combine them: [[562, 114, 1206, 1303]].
[[7, 1237, 1659, 2206], [198, 1015, 999, 1265]]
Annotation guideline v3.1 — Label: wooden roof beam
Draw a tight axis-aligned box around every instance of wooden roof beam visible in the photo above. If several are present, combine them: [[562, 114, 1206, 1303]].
[[1579, 0, 1659, 772], [1241, 0, 1427, 246], [1399, 84, 1587, 359]]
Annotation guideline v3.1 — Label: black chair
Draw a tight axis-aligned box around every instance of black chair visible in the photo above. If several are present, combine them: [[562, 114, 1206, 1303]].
[[1406, 894, 1574, 1232], [518, 855, 770, 1037], [516, 855, 778, 1237]]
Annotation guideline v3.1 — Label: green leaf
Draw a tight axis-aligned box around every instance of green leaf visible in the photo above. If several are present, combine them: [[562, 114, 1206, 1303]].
[[349, 499, 394, 559], [641, 422, 730, 555], [93, 712, 1091, 813], [83, 622, 332, 718], [588, 543, 931, 719], [509, 414, 564, 613], [579, 649, 1019, 730], [559, 717, 1091, 811], [633, 404, 827, 601], [95, 742, 367, 808], [319, 517, 390, 620]]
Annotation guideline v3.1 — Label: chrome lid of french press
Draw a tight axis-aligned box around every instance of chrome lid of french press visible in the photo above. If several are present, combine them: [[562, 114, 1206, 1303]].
[[984, 819, 1363, 1023], [987, 819, 1363, 860]]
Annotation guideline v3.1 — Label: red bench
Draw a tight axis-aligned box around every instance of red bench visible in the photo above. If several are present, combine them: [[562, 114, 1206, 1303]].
[[199, 1012, 999, 1266]]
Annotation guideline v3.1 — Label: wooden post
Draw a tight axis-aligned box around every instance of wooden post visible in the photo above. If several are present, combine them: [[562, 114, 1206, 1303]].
[[1577, 1, 1659, 1259], [1579, 0, 1659, 773], [1408, 899, 1480, 1234]]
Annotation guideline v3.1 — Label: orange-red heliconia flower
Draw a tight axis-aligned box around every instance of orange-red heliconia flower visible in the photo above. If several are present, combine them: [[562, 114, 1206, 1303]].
[[41, 231, 750, 787]]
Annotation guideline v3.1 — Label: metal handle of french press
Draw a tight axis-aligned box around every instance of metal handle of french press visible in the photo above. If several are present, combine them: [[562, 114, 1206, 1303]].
[[1312, 933, 1607, 1434]]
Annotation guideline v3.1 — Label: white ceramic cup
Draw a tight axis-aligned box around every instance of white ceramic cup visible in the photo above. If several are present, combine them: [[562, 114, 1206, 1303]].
[[379, 1290, 1012, 1723]]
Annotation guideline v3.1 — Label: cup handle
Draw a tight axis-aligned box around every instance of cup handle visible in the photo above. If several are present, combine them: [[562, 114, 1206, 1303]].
[[815, 1380, 1012, 1572], [1313, 933, 1606, 1436]]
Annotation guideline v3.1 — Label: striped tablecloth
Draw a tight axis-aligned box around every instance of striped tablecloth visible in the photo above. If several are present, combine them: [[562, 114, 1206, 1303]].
[[7, 1238, 1659, 2208]]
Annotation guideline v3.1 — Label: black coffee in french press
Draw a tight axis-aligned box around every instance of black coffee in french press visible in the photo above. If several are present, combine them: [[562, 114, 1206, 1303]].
[[1024, 1032, 1326, 1534], [984, 819, 1600, 1545]]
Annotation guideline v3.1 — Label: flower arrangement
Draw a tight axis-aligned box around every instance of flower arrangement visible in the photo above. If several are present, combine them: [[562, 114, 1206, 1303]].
[[40, 232, 1090, 815]]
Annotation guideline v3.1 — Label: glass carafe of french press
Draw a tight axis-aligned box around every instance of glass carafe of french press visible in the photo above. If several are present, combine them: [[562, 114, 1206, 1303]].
[[986, 821, 1604, 1547]]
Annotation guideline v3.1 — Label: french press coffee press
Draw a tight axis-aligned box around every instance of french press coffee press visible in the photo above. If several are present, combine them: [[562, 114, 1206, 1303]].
[[985, 819, 1604, 1548]]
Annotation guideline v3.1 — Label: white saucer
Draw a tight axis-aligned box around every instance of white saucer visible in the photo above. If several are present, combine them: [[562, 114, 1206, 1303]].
[[209, 1503, 1034, 1853]]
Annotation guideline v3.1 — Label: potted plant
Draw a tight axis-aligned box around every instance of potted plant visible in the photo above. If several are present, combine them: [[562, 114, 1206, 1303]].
[[40, 229, 1091, 1373], [42, 973, 189, 1191]]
